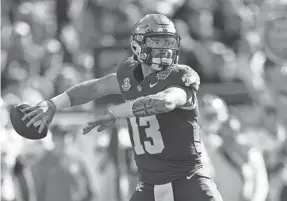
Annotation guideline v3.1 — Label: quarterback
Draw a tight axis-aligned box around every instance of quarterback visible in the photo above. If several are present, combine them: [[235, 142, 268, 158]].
[[22, 14, 223, 201]]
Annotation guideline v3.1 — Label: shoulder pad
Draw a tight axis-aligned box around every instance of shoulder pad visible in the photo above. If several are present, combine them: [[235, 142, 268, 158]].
[[117, 57, 138, 83], [156, 64, 200, 91], [117, 57, 138, 75]]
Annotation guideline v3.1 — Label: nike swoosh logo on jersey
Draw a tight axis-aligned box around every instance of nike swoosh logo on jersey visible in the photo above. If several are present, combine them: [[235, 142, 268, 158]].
[[150, 82, 158, 88], [186, 172, 196, 180], [186, 175, 193, 180]]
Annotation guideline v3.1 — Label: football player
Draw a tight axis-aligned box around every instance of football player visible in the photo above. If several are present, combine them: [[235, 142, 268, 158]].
[[200, 94, 269, 201], [21, 14, 223, 201]]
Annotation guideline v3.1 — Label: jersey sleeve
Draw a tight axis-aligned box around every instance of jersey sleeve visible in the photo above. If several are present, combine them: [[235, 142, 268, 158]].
[[167, 65, 200, 91], [166, 65, 200, 108], [116, 57, 134, 85]]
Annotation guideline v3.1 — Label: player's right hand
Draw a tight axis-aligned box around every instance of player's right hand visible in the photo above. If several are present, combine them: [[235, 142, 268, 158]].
[[22, 101, 56, 133]]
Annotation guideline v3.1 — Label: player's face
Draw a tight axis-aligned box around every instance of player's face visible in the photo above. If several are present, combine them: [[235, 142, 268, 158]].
[[145, 36, 179, 66], [145, 35, 179, 49]]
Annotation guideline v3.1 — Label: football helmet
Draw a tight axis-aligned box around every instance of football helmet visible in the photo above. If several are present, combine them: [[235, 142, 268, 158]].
[[131, 14, 181, 71]]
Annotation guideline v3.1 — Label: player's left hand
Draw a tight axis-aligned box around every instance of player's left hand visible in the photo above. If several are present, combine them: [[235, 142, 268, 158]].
[[82, 111, 116, 134]]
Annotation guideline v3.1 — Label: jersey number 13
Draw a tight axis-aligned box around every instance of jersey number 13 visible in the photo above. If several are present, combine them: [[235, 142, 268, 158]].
[[129, 116, 164, 155]]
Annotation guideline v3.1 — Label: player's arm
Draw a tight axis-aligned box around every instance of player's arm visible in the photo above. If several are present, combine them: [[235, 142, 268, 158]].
[[22, 73, 120, 132], [83, 65, 200, 134], [24, 73, 120, 113], [82, 87, 194, 134], [109, 66, 199, 118], [52, 73, 120, 108], [109, 86, 192, 118], [132, 87, 189, 116]]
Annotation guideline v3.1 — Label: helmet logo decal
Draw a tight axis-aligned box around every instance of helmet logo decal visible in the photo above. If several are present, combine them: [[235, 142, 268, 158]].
[[134, 35, 144, 42], [139, 53, 147, 60], [122, 77, 131, 91]]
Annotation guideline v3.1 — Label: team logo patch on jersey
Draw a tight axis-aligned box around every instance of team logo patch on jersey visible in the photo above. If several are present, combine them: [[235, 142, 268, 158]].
[[182, 73, 198, 87], [156, 67, 172, 80], [137, 85, 142, 91], [122, 77, 131, 91], [136, 181, 144, 192]]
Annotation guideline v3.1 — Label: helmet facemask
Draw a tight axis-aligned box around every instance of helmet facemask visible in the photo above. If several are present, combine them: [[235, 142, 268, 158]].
[[131, 33, 180, 71]]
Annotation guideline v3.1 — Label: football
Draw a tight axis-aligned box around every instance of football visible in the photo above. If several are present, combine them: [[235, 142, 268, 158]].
[[10, 103, 48, 140]]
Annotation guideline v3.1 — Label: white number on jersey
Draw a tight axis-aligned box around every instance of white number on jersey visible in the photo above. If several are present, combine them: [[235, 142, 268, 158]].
[[129, 116, 164, 155]]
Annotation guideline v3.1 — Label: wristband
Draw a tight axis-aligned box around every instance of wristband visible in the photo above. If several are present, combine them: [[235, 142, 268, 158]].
[[50, 92, 71, 110], [47, 99, 57, 110], [108, 101, 134, 119]]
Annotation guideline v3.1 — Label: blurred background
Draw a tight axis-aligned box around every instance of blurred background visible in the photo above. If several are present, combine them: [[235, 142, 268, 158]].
[[1, 0, 287, 201]]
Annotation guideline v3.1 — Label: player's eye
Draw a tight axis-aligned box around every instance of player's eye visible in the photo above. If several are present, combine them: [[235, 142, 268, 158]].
[[146, 36, 178, 49], [153, 40, 160, 45], [146, 37, 160, 45]]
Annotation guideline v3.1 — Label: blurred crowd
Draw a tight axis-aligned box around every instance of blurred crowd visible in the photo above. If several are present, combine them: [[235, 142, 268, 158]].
[[1, 0, 287, 201]]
